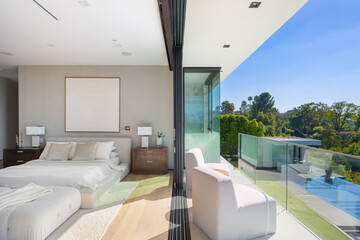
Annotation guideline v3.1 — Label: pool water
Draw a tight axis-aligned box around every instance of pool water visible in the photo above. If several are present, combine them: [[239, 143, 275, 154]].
[[299, 177, 360, 220]]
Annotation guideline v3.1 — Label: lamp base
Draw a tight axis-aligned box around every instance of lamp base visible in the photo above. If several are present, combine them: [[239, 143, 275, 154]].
[[141, 136, 149, 148], [32, 136, 40, 148]]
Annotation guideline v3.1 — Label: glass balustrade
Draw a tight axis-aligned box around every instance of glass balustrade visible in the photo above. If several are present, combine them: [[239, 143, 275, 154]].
[[238, 133, 359, 240]]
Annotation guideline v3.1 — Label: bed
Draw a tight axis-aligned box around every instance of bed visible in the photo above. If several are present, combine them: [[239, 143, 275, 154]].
[[0, 137, 132, 208]]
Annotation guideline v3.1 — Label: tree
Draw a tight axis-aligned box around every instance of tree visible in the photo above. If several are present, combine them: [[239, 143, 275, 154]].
[[329, 101, 358, 131], [250, 92, 275, 115], [356, 112, 360, 131], [239, 100, 248, 114], [248, 96, 253, 105], [221, 101, 234, 115]]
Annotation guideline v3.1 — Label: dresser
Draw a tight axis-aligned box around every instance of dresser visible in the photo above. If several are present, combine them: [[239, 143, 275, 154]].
[[132, 148, 168, 174], [3, 147, 44, 168]]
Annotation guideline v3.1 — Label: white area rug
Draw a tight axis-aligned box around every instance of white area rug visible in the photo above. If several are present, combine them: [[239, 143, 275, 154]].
[[48, 203, 123, 240], [47, 181, 138, 240]]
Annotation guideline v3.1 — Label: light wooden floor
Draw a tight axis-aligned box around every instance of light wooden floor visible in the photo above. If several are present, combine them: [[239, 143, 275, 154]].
[[102, 171, 173, 240]]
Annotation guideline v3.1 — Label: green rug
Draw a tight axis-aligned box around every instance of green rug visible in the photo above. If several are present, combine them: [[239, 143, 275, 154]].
[[128, 174, 171, 200], [95, 181, 139, 208]]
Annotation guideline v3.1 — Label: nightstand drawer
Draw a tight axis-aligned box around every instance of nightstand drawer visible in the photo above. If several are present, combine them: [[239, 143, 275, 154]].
[[132, 148, 168, 174], [3, 147, 44, 168]]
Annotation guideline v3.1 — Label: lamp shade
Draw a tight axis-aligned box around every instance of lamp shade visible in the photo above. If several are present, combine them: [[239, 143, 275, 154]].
[[137, 127, 152, 136], [26, 126, 45, 135]]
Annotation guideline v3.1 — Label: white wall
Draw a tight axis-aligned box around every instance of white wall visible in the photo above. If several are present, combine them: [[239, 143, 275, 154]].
[[0, 77, 18, 159], [18, 66, 174, 168]]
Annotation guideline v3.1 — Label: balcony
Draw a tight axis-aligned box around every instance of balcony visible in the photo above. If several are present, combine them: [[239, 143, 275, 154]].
[[236, 133, 360, 240]]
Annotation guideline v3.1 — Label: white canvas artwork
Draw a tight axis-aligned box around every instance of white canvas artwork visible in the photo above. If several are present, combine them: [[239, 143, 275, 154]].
[[65, 77, 120, 132]]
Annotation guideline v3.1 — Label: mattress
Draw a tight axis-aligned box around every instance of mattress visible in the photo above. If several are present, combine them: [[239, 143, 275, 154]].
[[0, 186, 81, 240]]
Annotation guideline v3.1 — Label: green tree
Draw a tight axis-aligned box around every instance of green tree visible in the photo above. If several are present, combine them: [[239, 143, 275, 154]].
[[248, 96, 253, 105], [221, 101, 235, 115], [329, 101, 358, 131], [265, 125, 276, 136], [239, 100, 248, 115], [250, 92, 275, 116]]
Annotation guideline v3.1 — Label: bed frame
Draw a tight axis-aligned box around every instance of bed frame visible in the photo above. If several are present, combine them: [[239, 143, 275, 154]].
[[47, 137, 132, 208]]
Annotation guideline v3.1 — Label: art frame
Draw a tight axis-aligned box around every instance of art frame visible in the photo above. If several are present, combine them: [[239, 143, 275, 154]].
[[65, 77, 121, 133]]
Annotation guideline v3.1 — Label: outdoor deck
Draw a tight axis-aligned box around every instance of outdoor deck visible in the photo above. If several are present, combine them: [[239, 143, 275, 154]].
[[186, 158, 320, 240]]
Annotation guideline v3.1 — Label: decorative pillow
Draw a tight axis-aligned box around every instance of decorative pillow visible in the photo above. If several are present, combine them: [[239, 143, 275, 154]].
[[40, 142, 77, 160], [110, 151, 118, 158], [73, 142, 97, 161], [110, 157, 120, 165], [46, 143, 72, 161], [95, 141, 115, 160], [111, 146, 116, 151]]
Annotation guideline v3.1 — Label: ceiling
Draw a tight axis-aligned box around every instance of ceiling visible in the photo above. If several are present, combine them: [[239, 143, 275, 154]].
[[0, 0, 309, 82], [0, 0, 167, 73], [183, 0, 309, 81]]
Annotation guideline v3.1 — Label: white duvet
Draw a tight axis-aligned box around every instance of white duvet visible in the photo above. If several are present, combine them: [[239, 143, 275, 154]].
[[0, 159, 127, 190]]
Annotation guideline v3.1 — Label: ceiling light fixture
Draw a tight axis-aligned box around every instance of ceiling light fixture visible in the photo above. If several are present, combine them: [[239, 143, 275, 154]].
[[121, 52, 132, 56], [47, 44, 55, 47], [78, 1, 91, 7], [115, 44, 122, 48], [0, 52, 13, 56], [249, 2, 261, 8], [112, 39, 117, 42], [223, 44, 230, 48]]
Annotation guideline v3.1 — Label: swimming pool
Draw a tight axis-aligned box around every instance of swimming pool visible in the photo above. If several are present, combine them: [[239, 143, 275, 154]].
[[299, 177, 360, 220]]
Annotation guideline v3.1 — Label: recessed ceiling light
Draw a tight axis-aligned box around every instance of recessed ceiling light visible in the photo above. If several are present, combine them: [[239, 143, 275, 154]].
[[115, 44, 122, 48], [47, 44, 55, 47], [0, 52, 13, 56], [223, 44, 230, 48], [78, 1, 91, 7], [112, 39, 117, 42], [249, 2, 261, 8], [121, 52, 132, 56]]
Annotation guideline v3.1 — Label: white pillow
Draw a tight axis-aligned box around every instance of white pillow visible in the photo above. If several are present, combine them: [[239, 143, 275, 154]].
[[95, 141, 115, 160], [111, 146, 116, 151], [110, 157, 120, 165], [46, 143, 72, 161], [110, 152, 118, 158], [40, 141, 77, 160]]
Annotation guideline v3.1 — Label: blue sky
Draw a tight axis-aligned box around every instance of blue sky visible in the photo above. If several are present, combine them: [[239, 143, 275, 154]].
[[221, 0, 360, 113]]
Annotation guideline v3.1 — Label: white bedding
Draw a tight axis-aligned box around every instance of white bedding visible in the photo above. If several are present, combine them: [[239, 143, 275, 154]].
[[0, 159, 127, 190]]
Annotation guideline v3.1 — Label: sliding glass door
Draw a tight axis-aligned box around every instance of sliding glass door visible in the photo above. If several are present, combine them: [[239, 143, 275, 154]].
[[184, 68, 220, 163]]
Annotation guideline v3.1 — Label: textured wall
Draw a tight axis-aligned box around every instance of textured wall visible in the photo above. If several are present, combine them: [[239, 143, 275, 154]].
[[0, 77, 18, 159], [18, 66, 174, 168]]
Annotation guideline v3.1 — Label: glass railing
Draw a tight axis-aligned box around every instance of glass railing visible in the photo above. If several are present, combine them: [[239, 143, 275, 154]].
[[238, 133, 360, 240]]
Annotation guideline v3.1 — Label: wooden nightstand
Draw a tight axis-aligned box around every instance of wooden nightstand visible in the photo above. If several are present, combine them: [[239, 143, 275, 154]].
[[132, 148, 168, 174], [3, 147, 44, 168]]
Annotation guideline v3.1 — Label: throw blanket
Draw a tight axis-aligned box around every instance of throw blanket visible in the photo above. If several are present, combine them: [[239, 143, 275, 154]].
[[0, 183, 52, 211]]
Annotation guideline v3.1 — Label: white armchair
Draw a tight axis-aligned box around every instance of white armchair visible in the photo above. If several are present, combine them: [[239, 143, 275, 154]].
[[186, 148, 231, 190], [192, 165, 277, 240]]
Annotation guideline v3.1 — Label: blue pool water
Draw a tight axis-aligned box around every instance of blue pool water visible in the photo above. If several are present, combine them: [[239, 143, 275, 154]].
[[298, 177, 360, 220]]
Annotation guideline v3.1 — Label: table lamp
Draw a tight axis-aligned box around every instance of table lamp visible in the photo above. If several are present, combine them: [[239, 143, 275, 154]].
[[137, 127, 152, 148], [26, 126, 45, 147]]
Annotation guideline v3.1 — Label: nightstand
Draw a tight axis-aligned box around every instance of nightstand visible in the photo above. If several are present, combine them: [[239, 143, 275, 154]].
[[132, 148, 168, 174], [3, 147, 44, 168]]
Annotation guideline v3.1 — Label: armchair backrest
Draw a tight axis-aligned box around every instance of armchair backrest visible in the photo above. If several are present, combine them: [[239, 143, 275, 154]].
[[186, 148, 205, 167], [186, 148, 205, 189]]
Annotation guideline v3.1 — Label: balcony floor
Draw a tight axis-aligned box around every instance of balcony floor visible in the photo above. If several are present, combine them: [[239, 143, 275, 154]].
[[185, 159, 320, 240]]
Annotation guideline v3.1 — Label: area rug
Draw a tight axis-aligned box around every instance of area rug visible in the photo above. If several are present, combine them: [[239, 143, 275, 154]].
[[47, 181, 138, 240]]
